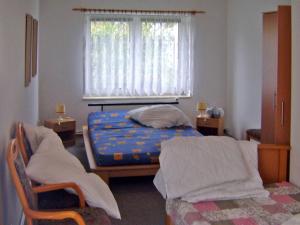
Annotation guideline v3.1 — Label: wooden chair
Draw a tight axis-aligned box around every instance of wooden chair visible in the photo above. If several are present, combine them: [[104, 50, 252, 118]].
[[16, 122, 32, 165], [16, 122, 81, 209], [7, 139, 112, 225]]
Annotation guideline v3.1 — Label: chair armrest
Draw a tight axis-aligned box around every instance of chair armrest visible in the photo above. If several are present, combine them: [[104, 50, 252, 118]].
[[25, 208, 86, 225], [32, 182, 85, 208]]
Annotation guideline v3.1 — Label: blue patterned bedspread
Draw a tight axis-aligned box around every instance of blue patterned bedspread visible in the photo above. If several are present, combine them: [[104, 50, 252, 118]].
[[88, 110, 201, 166]]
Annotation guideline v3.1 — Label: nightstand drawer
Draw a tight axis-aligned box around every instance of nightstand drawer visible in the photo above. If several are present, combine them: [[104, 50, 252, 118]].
[[52, 121, 75, 132], [197, 118, 220, 128], [44, 118, 76, 147], [196, 117, 224, 136], [44, 119, 75, 132]]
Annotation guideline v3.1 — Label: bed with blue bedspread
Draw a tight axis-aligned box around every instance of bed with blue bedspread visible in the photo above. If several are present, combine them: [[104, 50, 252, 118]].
[[83, 110, 200, 183], [88, 110, 200, 166]]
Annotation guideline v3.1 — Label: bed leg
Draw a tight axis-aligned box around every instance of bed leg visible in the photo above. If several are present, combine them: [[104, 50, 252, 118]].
[[165, 214, 174, 225]]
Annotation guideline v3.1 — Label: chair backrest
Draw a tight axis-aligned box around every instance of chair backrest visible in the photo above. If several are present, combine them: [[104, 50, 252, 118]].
[[16, 122, 33, 165], [7, 139, 38, 221]]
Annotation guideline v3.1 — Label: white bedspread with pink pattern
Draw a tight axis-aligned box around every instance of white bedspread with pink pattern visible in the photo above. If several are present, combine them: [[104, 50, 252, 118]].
[[167, 182, 300, 225]]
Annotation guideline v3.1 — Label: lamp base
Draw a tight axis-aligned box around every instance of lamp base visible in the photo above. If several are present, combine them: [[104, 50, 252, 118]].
[[197, 111, 209, 118], [56, 114, 65, 125]]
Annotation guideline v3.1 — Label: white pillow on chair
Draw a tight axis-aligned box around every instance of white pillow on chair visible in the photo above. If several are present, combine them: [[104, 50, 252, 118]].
[[26, 134, 121, 219], [128, 105, 192, 128], [23, 123, 57, 153]]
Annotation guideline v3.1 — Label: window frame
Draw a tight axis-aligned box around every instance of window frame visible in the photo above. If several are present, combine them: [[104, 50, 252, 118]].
[[83, 13, 194, 100]]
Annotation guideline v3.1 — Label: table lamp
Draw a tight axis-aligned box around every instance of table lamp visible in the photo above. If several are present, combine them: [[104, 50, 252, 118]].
[[56, 103, 65, 124], [197, 102, 208, 118]]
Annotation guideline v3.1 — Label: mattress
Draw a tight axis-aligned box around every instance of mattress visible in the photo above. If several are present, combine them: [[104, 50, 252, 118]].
[[167, 182, 300, 225], [88, 110, 201, 166]]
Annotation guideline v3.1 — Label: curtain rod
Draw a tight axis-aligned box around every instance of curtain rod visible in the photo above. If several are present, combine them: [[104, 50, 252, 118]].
[[72, 8, 205, 15]]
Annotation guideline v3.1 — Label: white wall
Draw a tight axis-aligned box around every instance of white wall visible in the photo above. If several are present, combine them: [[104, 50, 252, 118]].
[[38, 0, 228, 131], [227, 0, 290, 139], [290, 0, 300, 186], [0, 1, 298, 223], [0, 0, 39, 224]]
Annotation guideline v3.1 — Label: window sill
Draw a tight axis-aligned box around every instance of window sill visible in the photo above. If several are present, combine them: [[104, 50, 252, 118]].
[[82, 96, 192, 101]]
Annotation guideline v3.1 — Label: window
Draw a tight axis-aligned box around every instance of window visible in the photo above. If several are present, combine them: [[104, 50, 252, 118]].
[[84, 13, 194, 98]]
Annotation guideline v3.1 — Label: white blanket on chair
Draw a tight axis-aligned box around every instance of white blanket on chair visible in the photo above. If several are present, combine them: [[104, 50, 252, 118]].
[[154, 136, 269, 202], [26, 132, 121, 219]]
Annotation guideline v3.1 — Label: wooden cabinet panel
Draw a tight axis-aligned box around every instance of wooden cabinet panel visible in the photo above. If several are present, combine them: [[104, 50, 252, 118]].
[[261, 12, 277, 144], [258, 144, 290, 184], [261, 6, 291, 145], [274, 6, 291, 145]]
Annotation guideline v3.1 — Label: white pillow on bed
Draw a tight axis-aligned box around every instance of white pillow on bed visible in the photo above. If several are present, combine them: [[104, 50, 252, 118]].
[[26, 134, 121, 219], [180, 140, 268, 202], [154, 138, 268, 201], [128, 105, 192, 128]]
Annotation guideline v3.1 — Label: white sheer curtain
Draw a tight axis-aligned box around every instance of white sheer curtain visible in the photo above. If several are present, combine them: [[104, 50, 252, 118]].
[[84, 13, 194, 98]]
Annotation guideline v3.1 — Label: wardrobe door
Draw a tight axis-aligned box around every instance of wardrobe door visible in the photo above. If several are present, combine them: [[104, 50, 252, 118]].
[[274, 6, 291, 145], [261, 12, 278, 144]]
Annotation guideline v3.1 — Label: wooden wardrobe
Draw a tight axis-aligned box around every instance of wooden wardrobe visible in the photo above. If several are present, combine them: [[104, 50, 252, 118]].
[[259, 6, 291, 183], [261, 5, 291, 145]]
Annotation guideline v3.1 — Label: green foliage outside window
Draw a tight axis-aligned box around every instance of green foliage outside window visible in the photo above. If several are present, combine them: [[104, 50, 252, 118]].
[[91, 21, 129, 38]]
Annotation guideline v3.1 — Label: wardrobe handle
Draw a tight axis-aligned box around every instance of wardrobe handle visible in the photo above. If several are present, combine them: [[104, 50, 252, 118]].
[[281, 101, 284, 127], [273, 92, 277, 110]]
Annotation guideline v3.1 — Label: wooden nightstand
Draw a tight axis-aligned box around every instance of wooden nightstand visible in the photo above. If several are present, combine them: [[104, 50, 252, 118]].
[[246, 129, 261, 142], [196, 116, 224, 136], [44, 117, 76, 147]]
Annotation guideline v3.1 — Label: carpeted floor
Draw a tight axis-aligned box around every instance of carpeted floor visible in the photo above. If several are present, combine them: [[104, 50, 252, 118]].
[[68, 136, 165, 225]]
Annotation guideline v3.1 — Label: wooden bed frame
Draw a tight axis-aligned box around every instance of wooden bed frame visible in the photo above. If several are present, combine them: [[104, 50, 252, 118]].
[[82, 125, 160, 184], [164, 143, 291, 225]]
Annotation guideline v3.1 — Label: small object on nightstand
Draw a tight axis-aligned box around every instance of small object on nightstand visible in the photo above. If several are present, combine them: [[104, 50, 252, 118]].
[[196, 116, 224, 136], [55, 103, 66, 125], [197, 102, 208, 118], [206, 107, 224, 118], [44, 117, 76, 147]]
